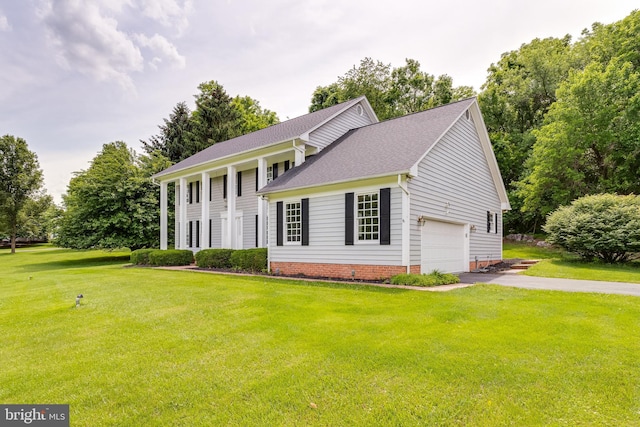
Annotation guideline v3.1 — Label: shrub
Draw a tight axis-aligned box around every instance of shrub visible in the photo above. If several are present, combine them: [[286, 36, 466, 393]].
[[229, 248, 268, 272], [544, 194, 640, 263], [148, 249, 194, 266], [195, 249, 235, 269], [130, 248, 155, 265], [391, 270, 460, 287]]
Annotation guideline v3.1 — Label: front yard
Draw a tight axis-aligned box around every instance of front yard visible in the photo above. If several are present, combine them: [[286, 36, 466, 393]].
[[503, 241, 640, 284], [1, 246, 639, 426]]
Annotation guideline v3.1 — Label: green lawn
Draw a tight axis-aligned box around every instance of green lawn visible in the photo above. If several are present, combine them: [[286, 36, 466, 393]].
[[504, 242, 640, 284], [2, 246, 640, 426]]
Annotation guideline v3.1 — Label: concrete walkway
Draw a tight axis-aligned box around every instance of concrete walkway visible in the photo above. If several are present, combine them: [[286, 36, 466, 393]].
[[459, 270, 640, 297]]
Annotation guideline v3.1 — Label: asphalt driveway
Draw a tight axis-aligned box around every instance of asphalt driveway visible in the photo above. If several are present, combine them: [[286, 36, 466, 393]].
[[459, 271, 640, 297]]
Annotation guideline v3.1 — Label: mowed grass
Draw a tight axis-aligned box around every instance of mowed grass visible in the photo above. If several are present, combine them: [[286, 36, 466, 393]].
[[504, 242, 640, 284], [1, 247, 640, 426]]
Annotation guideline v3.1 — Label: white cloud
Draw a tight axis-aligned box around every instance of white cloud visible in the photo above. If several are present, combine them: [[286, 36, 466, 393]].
[[0, 12, 10, 31], [38, 0, 144, 92], [137, 0, 192, 34], [135, 33, 186, 69]]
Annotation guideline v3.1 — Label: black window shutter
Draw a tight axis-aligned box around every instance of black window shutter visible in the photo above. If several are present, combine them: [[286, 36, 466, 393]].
[[273, 163, 279, 179], [302, 198, 309, 246], [209, 177, 213, 201], [380, 188, 391, 245], [209, 219, 212, 247], [196, 220, 200, 247], [196, 181, 200, 203], [237, 171, 242, 197], [188, 221, 193, 247], [487, 211, 491, 233], [495, 213, 499, 234], [255, 169, 259, 191], [345, 193, 354, 245], [223, 175, 227, 199], [189, 182, 193, 204], [255, 215, 259, 247], [284, 160, 290, 172], [276, 201, 283, 246]]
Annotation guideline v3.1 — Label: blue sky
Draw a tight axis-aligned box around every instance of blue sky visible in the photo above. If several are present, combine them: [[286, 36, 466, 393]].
[[0, 0, 635, 203]]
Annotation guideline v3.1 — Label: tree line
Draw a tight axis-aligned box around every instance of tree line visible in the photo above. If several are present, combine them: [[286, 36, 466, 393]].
[[2, 10, 639, 252]]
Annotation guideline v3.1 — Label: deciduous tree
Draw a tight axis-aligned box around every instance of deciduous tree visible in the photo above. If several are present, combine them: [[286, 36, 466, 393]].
[[56, 142, 172, 250], [0, 135, 44, 253]]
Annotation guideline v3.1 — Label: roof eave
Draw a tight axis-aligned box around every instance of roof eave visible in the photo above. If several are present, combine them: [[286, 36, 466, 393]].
[[152, 137, 301, 180], [257, 170, 410, 197]]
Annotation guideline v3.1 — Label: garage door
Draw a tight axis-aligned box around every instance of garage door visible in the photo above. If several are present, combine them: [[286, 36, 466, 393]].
[[421, 220, 467, 273]]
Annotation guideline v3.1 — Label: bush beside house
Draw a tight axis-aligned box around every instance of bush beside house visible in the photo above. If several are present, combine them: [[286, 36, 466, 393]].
[[132, 248, 268, 272], [195, 249, 234, 269]]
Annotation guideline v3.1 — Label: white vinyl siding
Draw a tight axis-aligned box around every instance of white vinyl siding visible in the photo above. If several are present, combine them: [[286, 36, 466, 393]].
[[308, 103, 375, 150], [269, 187, 402, 266], [409, 115, 502, 267]]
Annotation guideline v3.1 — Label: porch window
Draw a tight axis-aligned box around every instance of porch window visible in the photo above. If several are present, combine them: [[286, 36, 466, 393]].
[[266, 166, 274, 184]]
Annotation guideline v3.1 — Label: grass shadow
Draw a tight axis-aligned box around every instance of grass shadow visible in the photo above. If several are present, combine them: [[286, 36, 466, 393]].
[[18, 254, 132, 273]]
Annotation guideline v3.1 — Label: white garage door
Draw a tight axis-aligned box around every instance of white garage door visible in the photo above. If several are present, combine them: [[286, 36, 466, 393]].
[[421, 220, 467, 273]]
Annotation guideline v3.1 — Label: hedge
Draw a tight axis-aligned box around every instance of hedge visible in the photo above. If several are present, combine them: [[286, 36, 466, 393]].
[[229, 248, 268, 272], [148, 249, 194, 266], [391, 271, 460, 287], [195, 249, 235, 269], [130, 248, 155, 265]]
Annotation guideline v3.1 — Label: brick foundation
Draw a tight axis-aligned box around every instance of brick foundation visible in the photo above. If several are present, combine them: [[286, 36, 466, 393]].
[[269, 260, 502, 280], [270, 261, 422, 281], [469, 259, 502, 271]]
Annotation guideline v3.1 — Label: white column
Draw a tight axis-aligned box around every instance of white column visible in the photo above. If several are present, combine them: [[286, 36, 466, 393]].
[[160, 181, 168, 250], [174, 184, 179, 248], [294, 142, 306, 166], [226, 165, 236, 249], [179, 177, 188, 249], [201, 172, 210, 249], [257, 158, 267, 248]]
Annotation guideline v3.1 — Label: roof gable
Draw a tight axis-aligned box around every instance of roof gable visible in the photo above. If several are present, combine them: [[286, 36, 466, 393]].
[[259, 98, 476, 193], [154, 97, 371, 178], [259, 97, 510, 209]]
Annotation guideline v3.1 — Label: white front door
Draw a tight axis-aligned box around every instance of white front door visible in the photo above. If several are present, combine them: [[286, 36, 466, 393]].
[[221, 212, 243, 249]]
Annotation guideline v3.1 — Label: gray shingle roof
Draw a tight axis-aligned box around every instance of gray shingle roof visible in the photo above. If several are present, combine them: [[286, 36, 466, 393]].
[[154, 97, 365, 178], [258, 98, 476, 194]]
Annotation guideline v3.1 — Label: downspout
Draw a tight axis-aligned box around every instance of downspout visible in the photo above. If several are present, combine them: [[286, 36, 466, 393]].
[[398, 174, 411, 273]]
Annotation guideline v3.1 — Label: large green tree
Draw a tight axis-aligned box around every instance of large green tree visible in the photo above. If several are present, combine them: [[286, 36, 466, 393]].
[[141, 101, 192, 163], [13, 191, 59, 241], [231, 95, 279, 134], [184, 80, 242, 159], [56, 142, 172, 250], [519, 59, 640, 217], [0, 135, 44, 253], [309, 58, 474, 120], [478, 36, 574, 232], [142, 83, 279, 163]]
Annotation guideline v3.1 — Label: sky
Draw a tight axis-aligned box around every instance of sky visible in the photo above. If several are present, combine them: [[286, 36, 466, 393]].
[[0, 0, 636, 204]]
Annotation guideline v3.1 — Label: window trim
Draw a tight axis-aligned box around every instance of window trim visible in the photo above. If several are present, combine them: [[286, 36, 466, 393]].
[[284, 200, 302, 245], [356, 191, 380, 243]]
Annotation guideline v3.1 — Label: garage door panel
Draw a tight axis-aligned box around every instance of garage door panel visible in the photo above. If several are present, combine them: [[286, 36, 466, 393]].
[[421, 220, 466, 273]]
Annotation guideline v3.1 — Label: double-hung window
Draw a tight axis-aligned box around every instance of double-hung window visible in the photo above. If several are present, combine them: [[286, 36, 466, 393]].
[[266, 166, 274, 184], [285, 201, 302, 244], [357, 193, 379, 241]]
